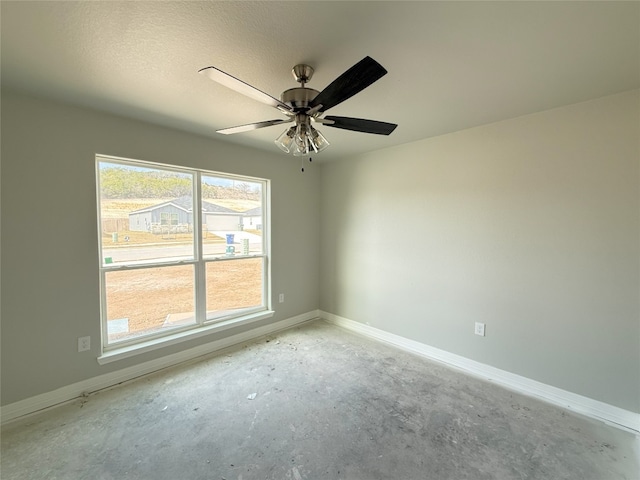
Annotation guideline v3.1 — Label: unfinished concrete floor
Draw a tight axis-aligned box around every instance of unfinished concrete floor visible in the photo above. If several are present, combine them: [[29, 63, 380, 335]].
[[2, 320, 638, 479]]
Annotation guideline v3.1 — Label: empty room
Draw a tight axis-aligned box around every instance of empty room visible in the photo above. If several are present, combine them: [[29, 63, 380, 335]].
[[1, 2, 638, 479]]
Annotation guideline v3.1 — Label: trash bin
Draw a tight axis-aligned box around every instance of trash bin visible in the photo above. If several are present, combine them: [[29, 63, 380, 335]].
[[226, 234, 235, 244], [112, 233, 118, 243]]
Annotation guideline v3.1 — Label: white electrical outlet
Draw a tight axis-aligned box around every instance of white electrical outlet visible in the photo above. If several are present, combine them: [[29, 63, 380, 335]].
[[78, 336, 91, 352], [474, 322, 486, 337], [278, 293, 285, 303]]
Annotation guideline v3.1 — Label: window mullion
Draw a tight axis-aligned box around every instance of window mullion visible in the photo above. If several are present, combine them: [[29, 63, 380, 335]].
[[100, 269, 109, 349], [263, 180, 270, 311], [194, 172, 206, 325]]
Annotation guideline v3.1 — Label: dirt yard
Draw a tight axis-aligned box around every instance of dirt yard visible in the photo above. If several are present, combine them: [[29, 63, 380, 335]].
[[105, 257, 263, 340]]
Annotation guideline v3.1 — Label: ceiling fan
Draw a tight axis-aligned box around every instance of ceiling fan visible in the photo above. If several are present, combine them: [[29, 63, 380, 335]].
[[199, 56, 397, 157]]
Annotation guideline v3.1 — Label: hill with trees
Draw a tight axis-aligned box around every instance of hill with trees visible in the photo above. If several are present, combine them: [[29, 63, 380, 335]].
[[100, 167, 260, 201]]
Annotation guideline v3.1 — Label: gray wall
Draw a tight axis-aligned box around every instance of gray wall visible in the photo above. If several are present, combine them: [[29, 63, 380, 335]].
[[1, 90, 320, 405], [319, 90, 639, 413]]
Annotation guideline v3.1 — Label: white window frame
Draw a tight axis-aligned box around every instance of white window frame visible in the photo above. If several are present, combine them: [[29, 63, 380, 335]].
[[95, 155, 272, 364]]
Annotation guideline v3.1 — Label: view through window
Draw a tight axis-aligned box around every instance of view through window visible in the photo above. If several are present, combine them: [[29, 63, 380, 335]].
[[97, 156, 268, 348]]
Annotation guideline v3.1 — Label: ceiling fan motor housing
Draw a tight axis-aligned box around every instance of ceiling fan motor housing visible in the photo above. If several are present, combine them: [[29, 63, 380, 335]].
[[281, 87, 320, 112]]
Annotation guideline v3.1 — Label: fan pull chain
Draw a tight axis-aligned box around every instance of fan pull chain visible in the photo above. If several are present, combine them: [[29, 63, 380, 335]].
[[300, 157, 313, 173]]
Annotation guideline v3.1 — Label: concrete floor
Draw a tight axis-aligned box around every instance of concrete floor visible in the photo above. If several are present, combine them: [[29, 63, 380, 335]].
[[2, 320, 638, 479]]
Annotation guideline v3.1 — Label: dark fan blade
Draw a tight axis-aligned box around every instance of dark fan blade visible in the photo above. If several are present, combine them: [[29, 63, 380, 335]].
[[199, 66, 293, 113], [323, 116, 397, 135], [217, 119, 292, 135], [308, 57, 387, 113]]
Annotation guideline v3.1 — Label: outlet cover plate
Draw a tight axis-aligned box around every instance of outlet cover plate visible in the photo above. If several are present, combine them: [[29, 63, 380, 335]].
[[475, 322, 486, 337], [78, 336, 91, 352]]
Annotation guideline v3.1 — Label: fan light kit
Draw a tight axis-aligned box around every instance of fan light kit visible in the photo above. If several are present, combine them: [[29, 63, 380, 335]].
[[199, 57, 397, 160]]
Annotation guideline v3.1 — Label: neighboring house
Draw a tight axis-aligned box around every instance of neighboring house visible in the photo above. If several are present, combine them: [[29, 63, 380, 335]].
[[242, 206, 263, 230], [128, 196, 242, 233], [202, 201, 243, 232]]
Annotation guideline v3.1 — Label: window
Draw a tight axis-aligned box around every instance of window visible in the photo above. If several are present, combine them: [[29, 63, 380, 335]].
[[160, 212, 178, 226], [96, 155, 269, 352]]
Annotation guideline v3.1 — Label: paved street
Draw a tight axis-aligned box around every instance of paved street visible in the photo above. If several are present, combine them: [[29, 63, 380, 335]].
[[103, 231, 262, 264]]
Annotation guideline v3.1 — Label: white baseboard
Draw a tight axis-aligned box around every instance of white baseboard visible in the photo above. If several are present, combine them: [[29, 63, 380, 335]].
[[1, 310, 320, 426], [322, 311, 640, 435]]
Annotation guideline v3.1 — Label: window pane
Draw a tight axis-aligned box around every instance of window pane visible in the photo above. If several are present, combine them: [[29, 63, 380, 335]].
[[201, 175, 264, 258], [105, 265, 196, 344], [98, 161, 194, 265], [206, 257, 263, 320]]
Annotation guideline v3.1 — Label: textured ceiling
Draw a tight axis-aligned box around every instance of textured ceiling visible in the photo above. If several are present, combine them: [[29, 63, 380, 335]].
[[2, 1, 638, 161]]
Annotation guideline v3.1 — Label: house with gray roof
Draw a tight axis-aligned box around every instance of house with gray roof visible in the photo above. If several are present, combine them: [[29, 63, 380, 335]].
[[242, 206, 263, 230], [129, 196, 243, 233]]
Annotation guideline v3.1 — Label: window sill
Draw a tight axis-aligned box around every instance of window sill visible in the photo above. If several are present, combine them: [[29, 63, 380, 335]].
[[97, 310, 275, 365]]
